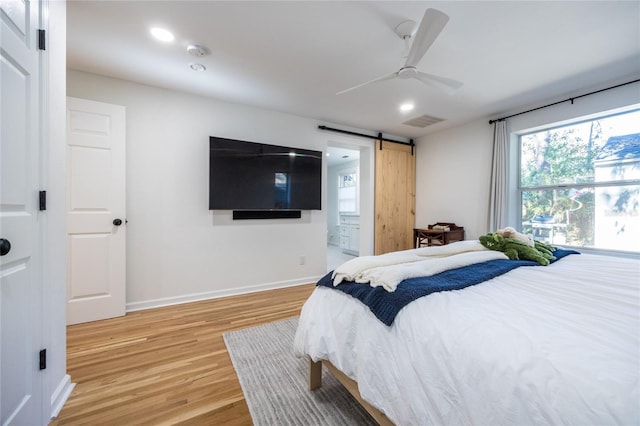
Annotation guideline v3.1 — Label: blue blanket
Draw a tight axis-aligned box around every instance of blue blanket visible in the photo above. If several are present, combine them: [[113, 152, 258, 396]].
[[317, 249, 579, 326]]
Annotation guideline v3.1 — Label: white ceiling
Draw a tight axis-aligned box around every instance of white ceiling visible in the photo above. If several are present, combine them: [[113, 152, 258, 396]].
[[67, 1, 640, 139]]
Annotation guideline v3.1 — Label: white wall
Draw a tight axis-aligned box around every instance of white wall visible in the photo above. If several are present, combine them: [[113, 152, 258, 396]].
[[415, 77, 640, 241], [67, 70, 369, 309], [415, 119, 494, 240]]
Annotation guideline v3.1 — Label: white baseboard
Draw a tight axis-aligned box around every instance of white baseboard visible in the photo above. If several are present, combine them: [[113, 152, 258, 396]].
[[50, 374, 75, 420], [125, 275, 324, 312]]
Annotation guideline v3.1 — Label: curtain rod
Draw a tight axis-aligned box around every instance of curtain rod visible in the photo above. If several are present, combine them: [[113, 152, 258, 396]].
[[488, 78, 640, 125], [318, 125, 413, 147]]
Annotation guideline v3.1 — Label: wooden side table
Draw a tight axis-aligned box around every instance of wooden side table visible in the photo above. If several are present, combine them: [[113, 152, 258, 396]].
[[414, 223, 465, 248]]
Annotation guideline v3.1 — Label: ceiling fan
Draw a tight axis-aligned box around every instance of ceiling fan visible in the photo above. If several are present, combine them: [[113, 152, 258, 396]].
[[337, 8, 463, 96]]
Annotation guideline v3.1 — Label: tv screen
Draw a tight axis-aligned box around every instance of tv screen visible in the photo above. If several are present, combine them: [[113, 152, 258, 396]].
[[209, 136, 322, 210]]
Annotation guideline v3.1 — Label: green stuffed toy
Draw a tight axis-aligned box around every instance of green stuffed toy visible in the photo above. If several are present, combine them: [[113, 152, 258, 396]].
[[479, 232, 556, 266]]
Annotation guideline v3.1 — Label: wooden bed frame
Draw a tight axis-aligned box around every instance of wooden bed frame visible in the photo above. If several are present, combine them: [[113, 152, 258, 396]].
[[308, 358, 394, 426]]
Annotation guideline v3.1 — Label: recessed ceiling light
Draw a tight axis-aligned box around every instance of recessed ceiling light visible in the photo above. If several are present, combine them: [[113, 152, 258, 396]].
[[189, 63, 206, 72], [400, 102, 415, 112], [150, 27, 174, 42]]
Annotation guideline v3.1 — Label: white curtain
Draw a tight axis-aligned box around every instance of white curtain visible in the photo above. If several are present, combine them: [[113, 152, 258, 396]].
[[488, 121, 507, 231]]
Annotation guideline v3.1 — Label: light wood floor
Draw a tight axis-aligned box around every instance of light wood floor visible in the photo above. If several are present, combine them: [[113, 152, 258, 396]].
[[50, 284, 315, 425]]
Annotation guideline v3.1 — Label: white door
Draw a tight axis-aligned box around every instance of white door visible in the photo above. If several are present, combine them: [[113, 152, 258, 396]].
[[66, 97, 126, 325], [1, 0, 44, 424]]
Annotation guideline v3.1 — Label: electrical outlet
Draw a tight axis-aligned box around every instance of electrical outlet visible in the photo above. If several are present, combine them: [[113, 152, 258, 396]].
[[299, 255, 306, 265]]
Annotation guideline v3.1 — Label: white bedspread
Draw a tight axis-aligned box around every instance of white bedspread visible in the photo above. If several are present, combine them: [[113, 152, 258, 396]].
[[294, 253, 640, 425]]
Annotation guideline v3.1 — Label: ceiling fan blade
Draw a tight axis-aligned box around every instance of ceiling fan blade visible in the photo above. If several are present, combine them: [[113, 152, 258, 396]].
[[336, 72, 398, 95], [414, 71, 463, 95], [404, 8, 449, 68]]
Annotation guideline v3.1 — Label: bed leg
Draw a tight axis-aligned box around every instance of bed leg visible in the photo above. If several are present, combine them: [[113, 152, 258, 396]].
[[309, 358, 322, 390]]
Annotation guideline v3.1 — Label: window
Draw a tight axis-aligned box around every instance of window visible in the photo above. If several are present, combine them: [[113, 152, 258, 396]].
[[519, 108, 640, 252], [338, 170, 358, 213], [274, 172, 290, 209]]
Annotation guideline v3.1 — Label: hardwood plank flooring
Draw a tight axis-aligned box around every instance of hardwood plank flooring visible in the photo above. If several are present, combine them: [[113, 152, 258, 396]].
[[50, 284, 315, 425]]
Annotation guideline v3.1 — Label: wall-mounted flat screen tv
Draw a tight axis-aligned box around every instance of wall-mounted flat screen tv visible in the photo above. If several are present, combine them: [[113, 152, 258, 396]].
[[209, 136, 322, 210]]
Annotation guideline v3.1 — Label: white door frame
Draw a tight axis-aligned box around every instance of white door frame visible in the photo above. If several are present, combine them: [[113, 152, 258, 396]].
[[327, 137, 374, 257]]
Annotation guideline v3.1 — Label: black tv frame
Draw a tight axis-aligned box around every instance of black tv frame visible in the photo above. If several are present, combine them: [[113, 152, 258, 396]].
[[209, 136, 322, 213]]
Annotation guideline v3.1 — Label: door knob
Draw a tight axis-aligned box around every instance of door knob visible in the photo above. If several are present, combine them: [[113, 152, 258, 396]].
[[0, 238, 11, 256], [113, 218, 123, 226]]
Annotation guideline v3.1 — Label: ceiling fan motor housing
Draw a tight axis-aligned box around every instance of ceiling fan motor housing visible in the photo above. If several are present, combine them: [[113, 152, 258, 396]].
[[395, 20, 417, 39]]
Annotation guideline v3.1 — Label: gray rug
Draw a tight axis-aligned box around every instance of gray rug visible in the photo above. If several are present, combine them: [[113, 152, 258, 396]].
[[223, 317, 376, 425]]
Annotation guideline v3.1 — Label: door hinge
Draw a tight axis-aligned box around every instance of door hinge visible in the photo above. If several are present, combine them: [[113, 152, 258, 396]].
[[39, 190, 47, 211], [39, 349, 47, 370], [38, 29, 46, 50]]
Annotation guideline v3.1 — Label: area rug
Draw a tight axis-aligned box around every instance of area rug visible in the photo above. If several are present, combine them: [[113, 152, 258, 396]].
[[223, 317, 376, 425]]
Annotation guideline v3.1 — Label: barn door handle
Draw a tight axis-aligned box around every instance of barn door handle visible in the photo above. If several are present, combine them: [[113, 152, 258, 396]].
[[0, 238, 11, 256], [113, 218, 123, 226]]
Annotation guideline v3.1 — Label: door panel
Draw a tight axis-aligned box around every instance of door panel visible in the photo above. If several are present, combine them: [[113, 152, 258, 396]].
[[66, 97, 126, 325], [1, 0, 43, 424], [1, 266, 34, 419], [68, 234, 111, 299], [69, 146, 111, 210]]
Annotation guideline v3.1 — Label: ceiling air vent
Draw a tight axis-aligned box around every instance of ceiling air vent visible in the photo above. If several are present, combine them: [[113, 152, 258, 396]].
[[403, 114, 444, 128]]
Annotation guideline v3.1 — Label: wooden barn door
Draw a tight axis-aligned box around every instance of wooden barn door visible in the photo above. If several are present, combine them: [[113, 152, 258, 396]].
[[374, 141, 415, 255]]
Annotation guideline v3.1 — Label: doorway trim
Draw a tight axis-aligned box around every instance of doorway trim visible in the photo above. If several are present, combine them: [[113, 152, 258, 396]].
[[327, 137, 374, 257]]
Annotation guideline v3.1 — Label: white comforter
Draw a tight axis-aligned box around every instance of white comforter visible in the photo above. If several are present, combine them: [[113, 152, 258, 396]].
[[294, 253, 640, 425]]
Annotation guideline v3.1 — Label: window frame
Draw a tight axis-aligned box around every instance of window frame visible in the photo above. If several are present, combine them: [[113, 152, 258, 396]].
[[512, 108, 640, 256], [337, 168, 359, 215]]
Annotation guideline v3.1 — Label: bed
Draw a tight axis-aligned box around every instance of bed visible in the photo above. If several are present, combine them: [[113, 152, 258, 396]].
[[293, 241, 640, 425]]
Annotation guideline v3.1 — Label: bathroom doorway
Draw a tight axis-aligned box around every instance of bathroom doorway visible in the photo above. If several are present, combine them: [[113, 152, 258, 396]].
[[326, 146, 360, 271]]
